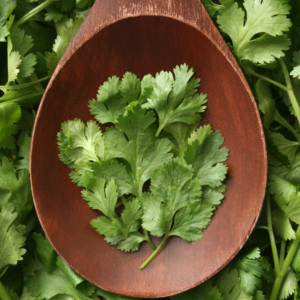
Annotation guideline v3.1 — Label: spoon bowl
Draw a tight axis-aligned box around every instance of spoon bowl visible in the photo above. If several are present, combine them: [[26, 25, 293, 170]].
[[30, 0, 267, 297]]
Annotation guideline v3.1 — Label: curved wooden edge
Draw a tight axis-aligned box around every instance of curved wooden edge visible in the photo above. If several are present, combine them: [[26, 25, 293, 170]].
[[30, 0, 268, 297]]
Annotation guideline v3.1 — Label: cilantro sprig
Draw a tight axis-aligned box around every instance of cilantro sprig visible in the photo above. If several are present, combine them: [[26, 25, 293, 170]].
[[57, 65, 229, 268]]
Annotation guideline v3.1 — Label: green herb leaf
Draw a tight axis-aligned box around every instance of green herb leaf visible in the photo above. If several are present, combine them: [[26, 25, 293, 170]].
[[278, 269, 298, 300], [0, 204, 26, 277], [232, 248, 263, 295], [185, 130, 229, 188], [103, 105, 172, 196], [0, 157, 32, 224], [149, 64, 206, 136], [217, 0, 292, 63], [33, 233, 57, 273], [171, 280, 222, 300], [290, 51, 300, 79], [89, 76, 127, 124], [0, 103, 21, 149]]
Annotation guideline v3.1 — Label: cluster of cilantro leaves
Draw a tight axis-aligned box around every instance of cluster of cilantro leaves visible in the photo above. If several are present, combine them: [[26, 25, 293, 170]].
[[2, 0, 300, 299], [57, 65, 229, 268]]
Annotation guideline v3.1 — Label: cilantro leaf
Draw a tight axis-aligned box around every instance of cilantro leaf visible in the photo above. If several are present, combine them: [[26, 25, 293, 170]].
[[103, 105, 173, 196], [0, 103, 21, 149], [213, 266, 244, 300], [232, 247, 263, 295], [25, 268, 91, 300], [201, 0, 221, 18], [82, 174, 144, 249], [271, 132, 299, 165], [8, 27, 37, 80], [89, 76, 127, 124], [92, 160, 134, 197], [58, 119, 107, 165], [185, 130, 229, 188], [202, 186, 224, 206], [290, 51, 300, 79], [217, 0, 292, 64], [142, 158, 202, 237], [273, 192, 300, 224], [0, 204, 26, 277], [46, 16, 84, 75], [82, 175, 118, 218], [56, 256, 84, 288], [265, 128, 290, 165], [271, 207, 296, 240], [120, 72, 141, 103], [278, 269, 298, 300], [170, 201, 215, 242], [0, 157, 32, 224], [171, 280, 222, 300], [268, 172, 298, 199], [148, 64, 206, 136], [256, 79, 275, 128], [33, 233, 57, 273], [15, 131, 31, 172], [96, 288, 138, 300]]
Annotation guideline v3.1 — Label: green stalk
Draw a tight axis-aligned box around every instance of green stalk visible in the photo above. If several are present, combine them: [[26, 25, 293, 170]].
[[245, 67, 288, 92], [274, 110, 300, 143], [0, 76, 50, 90], [269, 225, 300, 300], [279, 58, 300, 126], [155, 125, 163, 137], [0, 281, 12, 300], [140, 233, 169, 269], [143, 229, 156, 251], [279, 240, 286, 269], [266, 194, 280, 276], [0, 92, 43, 104], [12, 0, 56, 28]]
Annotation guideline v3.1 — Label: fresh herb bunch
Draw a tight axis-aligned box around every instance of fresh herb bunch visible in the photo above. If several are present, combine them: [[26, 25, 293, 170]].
[[57, 66, 229, 269]]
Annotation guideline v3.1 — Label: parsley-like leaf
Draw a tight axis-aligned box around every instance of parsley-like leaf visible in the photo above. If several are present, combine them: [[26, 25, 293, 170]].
[[185, 130, 229, 188], [0, 157, 32, 224], [232, 248, 264, 295], [290, 51, 300, 79], [142, 158, 202, 237], [217, 0, 292, 64], [103, 105, 172, 196], [0, 204, 26, 277], [89, 76, 127, 124], [148, 64, 206, 136], [171, 280, 222, 300], [0, 103, 21, 149]]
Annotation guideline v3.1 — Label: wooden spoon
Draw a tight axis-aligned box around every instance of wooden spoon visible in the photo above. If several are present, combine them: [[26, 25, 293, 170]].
[[30, 0, 267, 298]]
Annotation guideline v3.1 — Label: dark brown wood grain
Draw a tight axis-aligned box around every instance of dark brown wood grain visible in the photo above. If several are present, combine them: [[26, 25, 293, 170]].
[[30, 0, 267, 298]]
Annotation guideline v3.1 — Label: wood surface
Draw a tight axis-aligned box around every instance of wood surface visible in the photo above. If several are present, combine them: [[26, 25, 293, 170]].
[[30, 0, 268, 298]]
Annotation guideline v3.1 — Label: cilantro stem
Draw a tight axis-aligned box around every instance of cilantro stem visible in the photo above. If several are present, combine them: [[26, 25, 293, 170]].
[[140, 233, 169, 269], [279, 239, 286, 269], [0, 281, 12, 300], [279, 58, 300, 126], [254, 225, 269, 231], [0, 92, 43, 104], [0, 76, 50, 90], [269, 225, 300, 300], [143, 229, 156, 251], [12, 0, 56, 28], [266, 194, 280, 276], [274, 110, 300, 143], [245, 67, 288, 92], [155, 125, 163, 137]]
